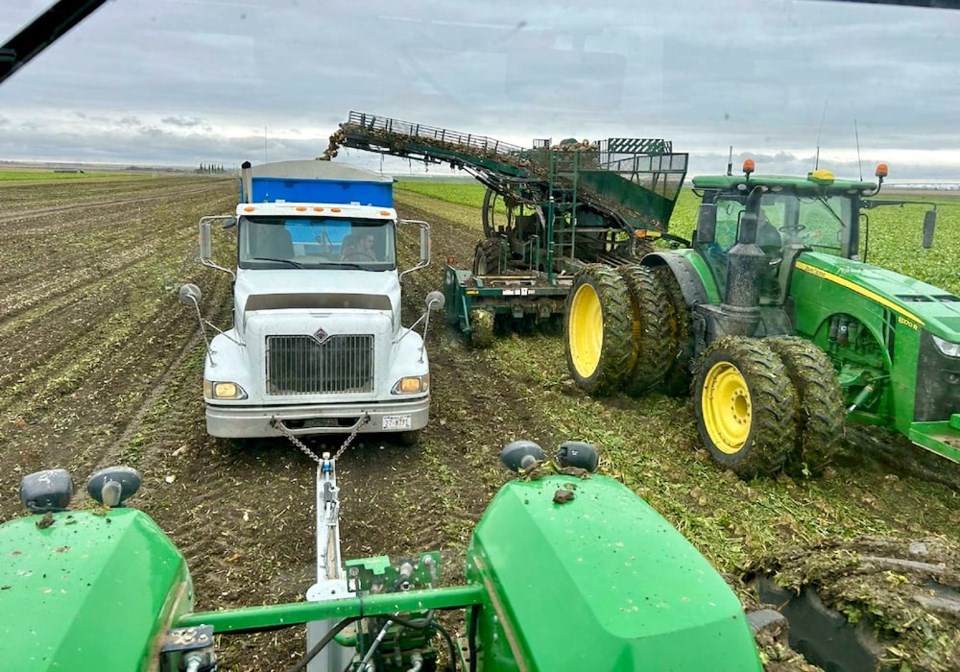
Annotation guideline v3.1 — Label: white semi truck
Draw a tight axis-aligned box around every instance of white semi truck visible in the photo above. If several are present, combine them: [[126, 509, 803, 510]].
[[180, 160, 437, 445]]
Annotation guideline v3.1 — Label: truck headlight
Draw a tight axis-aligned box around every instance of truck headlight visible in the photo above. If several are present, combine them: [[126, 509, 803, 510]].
[[932, 334, 960, 358], [392, 374, 429, 395], [204, 379, 248, 400]]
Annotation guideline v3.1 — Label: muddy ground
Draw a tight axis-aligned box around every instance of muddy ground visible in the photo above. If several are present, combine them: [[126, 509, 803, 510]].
[[1, 176, 958, 671]]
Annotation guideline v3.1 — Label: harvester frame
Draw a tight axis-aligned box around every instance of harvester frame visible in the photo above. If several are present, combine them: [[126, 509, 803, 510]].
[[331, 112, 689, 345]]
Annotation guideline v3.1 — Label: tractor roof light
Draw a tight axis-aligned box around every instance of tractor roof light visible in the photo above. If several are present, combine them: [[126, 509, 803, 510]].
[[808, 169, 835, 185], [875, 163, 889, 179], [742, 158, 755, 176]]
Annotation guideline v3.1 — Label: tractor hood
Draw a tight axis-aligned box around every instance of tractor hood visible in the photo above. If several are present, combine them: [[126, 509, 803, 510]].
[[466, 475, 761, 671], [236, 269, 400, 318], [0, 509, 191, 671], [795, 252, 960, 339]]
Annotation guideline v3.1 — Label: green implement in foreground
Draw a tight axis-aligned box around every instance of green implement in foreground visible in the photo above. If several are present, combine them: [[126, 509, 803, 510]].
[[0, 448, 762, 672], [329, 112, 689, 345], [565, 161, 960, 475]]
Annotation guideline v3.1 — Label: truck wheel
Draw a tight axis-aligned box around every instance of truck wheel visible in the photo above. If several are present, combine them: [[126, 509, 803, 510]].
[[653, 266, 694, 397], [469, 309, 495, 348], [766, 336, 845, 476], [617, 264, 672, 396], [693, 337, 797, 477], [397, 430, 421, 447], [565, 264, 633, 396], [473, 238, 504, 275]]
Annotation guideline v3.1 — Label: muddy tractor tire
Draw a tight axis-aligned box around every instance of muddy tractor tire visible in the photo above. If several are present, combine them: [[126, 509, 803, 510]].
[[692, 337, 798, 477], [468, 309, 495, 348], [766, 336, 845, 477], [617, 263, 674, 396], [749, 536, 960, 672], [473, 237, 505, 276], [564, 264, 633, 396], [652, 265, 695, 398]]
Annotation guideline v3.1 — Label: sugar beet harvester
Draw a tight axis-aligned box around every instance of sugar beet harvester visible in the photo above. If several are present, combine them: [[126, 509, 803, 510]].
[[0, 442, 766, 672], [327, 111, 689, 346]]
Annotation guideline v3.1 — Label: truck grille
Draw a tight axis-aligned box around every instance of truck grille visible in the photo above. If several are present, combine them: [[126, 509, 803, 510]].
[[266, 335, 375, 395]]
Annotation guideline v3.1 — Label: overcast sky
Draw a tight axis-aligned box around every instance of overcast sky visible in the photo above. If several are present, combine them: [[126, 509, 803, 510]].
[[1, 0, 959, 181]]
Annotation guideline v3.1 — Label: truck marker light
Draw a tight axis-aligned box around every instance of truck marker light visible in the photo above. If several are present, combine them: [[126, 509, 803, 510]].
[[330, 207, 342, 213], [295, 206, 307, 212], [313, 206, 324, 212], [243, 206, 255, 212]]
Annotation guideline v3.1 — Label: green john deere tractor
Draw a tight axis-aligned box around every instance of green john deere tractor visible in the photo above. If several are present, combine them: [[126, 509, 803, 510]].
[[565, 160, 960, 477], [0, 443, 766, 672]]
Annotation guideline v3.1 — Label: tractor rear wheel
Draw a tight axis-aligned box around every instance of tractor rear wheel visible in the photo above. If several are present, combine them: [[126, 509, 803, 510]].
[[693, 337, 797, 477], [469, 309, 495, 348], [565, 264, 633, 396], [653, 266, 694, 397], [617, 264, 673, 396], [473, 238, 504, 275], [766, 336, 845, 476]]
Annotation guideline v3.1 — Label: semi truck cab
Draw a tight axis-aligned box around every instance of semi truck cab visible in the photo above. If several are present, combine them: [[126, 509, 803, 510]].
[[186, 160, 433, 444]]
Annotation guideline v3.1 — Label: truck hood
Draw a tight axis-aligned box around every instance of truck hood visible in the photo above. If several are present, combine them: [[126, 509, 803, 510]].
[[796, 252, 960, 338], [235, 269, 401, 318]]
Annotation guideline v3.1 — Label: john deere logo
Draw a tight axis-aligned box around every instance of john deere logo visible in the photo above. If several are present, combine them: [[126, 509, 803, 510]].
[[312, 327, 330, 344]]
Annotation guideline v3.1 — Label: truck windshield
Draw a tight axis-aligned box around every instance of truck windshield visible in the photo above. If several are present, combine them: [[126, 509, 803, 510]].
[[238, 216, 396, 271]]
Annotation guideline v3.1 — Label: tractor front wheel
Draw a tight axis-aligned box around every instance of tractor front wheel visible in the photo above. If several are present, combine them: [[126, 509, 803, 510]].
[[766, 336, 845, 476], [693, 337, 798, 477], [565, 264, 633, 396]]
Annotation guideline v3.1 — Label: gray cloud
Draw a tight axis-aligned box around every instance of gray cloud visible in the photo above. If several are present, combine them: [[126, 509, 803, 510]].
[[161, 115, 207, 128], [0, 0, 957, 180]]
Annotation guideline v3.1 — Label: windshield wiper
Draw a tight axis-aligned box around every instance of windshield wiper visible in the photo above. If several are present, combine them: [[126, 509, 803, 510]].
[[251, 257, 303, 268]]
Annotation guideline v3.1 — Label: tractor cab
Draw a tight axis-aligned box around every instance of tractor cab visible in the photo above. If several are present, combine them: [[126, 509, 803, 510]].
[[691, 164, 870, 307]]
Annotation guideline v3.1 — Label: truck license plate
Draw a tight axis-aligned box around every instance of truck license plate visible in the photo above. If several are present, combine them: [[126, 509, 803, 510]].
[[382, 415, 412, 430]]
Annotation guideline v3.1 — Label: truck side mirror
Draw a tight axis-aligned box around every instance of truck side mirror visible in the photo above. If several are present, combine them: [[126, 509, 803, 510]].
[[420, 224, 431, 266], [923, 209, 936, 249], [199, 220, 213, 261], [696, 203, 717, 244]]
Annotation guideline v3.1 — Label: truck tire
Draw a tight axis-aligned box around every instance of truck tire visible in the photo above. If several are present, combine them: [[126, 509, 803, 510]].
[[692, 337, 797, 477], [766, 336, 845, 477], [652, 266, 694, 397], [473, 238, 504, 276], [469, 309, 495, 348], [565, 264, 633, 396], [617, 264, 673, 396], [397, 430, 421, 447]]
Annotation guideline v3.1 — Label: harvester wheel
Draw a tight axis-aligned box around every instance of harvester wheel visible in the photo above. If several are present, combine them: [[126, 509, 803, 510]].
[[473, 238, 504, 276], [617, 264, 673, 395], [565, 264, 633, 395], [693, 337, 797, 477], [652, 266, 694, 397], [469, 309, 495, 348], [766, 336, 845, 476]]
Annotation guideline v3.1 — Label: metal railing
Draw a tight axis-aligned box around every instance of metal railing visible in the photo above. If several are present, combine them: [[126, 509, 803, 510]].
[[346, 111, 524, 158]]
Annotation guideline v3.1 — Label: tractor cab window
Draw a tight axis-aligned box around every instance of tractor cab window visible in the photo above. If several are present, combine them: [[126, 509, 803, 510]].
[[238, 216, 396, 271], [794, 195, 854, 257]]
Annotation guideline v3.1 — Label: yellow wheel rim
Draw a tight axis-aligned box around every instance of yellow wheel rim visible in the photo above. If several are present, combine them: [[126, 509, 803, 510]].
[[701, 361, 752, 455], [568, 282, 603, 379]]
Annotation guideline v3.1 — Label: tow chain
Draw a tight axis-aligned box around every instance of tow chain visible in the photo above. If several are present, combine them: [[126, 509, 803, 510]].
[[270, 413, 371, 466]]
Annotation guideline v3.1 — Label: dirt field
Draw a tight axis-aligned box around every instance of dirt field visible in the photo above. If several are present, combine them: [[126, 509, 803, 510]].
[[1, 176, 958, 671]]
